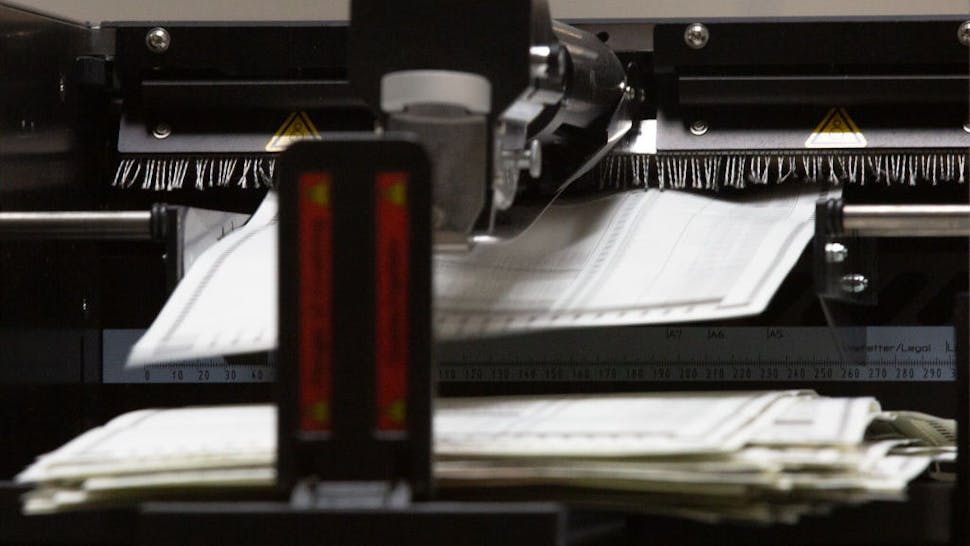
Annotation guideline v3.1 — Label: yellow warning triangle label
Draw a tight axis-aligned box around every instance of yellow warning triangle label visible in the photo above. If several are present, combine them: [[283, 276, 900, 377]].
[[265, 111, 321, 152], [804, 107, 867, 149]]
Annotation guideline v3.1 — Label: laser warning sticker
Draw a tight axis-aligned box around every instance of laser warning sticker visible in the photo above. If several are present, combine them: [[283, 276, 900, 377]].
[[805, 107, 867, 149], [265, 112, 321, 152]]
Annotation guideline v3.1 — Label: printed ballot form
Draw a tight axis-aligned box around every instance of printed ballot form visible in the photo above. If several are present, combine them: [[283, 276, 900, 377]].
[[128, 187, 829, 364]]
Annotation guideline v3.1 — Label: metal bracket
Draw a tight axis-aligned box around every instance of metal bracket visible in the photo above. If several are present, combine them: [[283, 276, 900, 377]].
[[155, 204, 186, 293], [814, 198, 878, 305]]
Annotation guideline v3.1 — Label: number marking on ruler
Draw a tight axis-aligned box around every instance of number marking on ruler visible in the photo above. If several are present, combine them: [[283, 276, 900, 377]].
[[437, 327, 955, 382]]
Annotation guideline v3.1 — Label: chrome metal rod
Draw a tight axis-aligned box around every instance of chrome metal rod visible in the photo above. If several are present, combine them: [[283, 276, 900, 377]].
[[0, 211, 154, 240], [842, 204, 970, 237]]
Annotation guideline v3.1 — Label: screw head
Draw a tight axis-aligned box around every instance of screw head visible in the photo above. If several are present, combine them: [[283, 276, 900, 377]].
[[824, 242, 848, 263], [624, 84, 636, 102], [959, 21, 970, 46], [684, 23, 710, 50], [689, 120, 709, 136], [152, 122, 172, 139], [146, 27, 171, 53], [840, 273, 869, 294]]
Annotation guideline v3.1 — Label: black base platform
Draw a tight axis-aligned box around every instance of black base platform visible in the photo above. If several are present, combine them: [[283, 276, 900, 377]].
[[0, 481, 955, 546]]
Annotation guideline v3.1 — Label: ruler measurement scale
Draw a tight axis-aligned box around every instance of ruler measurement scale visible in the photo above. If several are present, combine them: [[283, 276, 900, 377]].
[[436, 361, 955, 383], [138, 363, 276, 384], [105, 326, 955, 384], [103, 329, 276, 384], [437, 326, 956, 383]]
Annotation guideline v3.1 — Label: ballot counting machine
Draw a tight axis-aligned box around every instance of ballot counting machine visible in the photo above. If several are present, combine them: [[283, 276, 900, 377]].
[[2, 0, 970, 544]]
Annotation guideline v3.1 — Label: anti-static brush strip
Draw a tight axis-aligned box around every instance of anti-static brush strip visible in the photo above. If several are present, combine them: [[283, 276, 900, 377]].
[[112, 156, 278, 191], [592, 150, 968, 191]]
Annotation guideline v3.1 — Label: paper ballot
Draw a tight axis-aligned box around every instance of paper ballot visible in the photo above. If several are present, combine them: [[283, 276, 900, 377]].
[[181, 208, 252, 272], [127, 193, 279, 365], [15, 405, 275, 484], [17, 392, 951, 521], [434, 391, 810, 457], [747, 396, 882, 447], [435, 187, 829, 337], [128, 187, 827, 365]]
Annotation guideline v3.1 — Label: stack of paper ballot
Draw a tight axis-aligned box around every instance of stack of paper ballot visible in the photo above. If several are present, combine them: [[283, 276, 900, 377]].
[[435, 390, 954, 524], [16, 391, 954, 524]]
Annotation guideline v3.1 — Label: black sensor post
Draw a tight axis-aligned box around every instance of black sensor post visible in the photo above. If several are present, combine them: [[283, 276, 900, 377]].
[[268, 136, 563, 545], [277, 136, 432, 499]]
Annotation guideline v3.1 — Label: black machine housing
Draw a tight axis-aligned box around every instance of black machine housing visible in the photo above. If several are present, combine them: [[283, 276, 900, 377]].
[[0, 3, 969, 545]]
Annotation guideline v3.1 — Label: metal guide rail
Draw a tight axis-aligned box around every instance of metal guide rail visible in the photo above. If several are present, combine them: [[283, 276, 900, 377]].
[[437, 326, 955, 383]]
